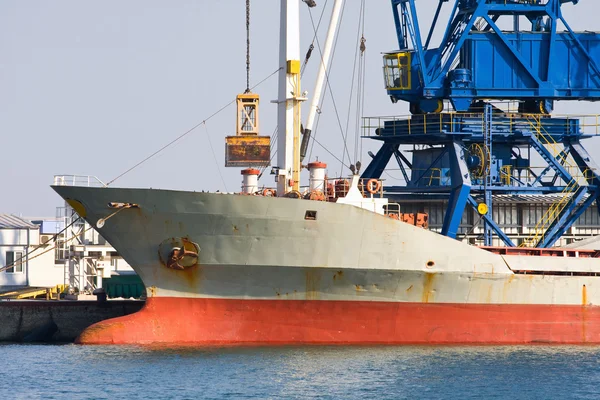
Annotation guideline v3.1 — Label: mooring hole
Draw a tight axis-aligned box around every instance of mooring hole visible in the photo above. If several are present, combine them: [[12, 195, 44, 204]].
[[305, 210, 317, 220]]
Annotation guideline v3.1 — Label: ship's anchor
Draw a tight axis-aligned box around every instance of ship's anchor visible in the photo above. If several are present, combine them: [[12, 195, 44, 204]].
[[158, 237, 200, 270]]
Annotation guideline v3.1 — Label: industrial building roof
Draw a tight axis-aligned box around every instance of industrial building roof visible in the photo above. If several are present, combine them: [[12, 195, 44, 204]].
[[0, 214, 39, 229]]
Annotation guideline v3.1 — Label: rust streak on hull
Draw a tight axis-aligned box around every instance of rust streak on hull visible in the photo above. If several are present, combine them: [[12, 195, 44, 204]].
[[177, 266, 203, 289], [422, 273, 436, 303], [305, 269, 321, 300]]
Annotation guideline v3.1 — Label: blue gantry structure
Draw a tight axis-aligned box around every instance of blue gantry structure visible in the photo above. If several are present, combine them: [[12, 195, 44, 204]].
[[362, 0, 600, 247]]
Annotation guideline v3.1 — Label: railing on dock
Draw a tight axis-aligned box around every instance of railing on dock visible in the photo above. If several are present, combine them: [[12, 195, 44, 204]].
[[362, 113, 600, 138]]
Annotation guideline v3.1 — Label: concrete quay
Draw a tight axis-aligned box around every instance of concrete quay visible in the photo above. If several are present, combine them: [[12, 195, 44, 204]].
[[0, 300, 144, 342]]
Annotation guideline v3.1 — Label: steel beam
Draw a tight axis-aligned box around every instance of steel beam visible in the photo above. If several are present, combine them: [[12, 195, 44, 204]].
[[538, 187, 594, 248], [531, 148, 569, 187], [441, 142, 471, 239], [529, 134, 573, 184], [570, 141, 600, 187], [466, 196, 515, 247], [393, 148, 410, 184], [361, 143, 396, 179]]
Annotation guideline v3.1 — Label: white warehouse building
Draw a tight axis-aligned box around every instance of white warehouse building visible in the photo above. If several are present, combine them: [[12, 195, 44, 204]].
[[1, 210, 138, 297], [0, 214, 58, 289]]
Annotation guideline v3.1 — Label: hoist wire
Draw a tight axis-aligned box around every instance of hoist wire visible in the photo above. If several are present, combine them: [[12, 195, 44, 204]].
[[302, 1, 328, 163], [0, 224, 96, 274], [344, 0, 366, 168], [359, 52, 366, 165], [0, 216, 82, 273], [307, 3, 352, 172], [203, 123, 228, 192], [305, 4, 346, 168], [245, 0, 251, 92], [307, 103, 322, 162], [258, 126, 279, 179], [301, 0, 329, 76], [311, 134, 351, 170], [337, 1, 366, 177], [307, 94, 350, 170], [355, 0, 367, 165], [107, 68, 281, 186], [1, 203, 137, 273], [355, 49, 363, 164]]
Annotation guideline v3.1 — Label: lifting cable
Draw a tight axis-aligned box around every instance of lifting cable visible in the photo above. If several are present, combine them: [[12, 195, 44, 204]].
[[343, 0, 366, 169], [0, 204, 140, 273], [245, 0, 251, 92], [338, 0, 366, 177], [204, 123, 229, 192], [106, 67, 281, 186], [307, 102, 322, 162], [0, 216, 81, 273], [246, 0, 280, 181], [258, 126, 279, 179], [305, 3, 352, 172], [308, 93, 351, 171], [355, 0, 367, 165], [0, 226, 95, 274], [303, 1, 328, 163], [311, 134, 352, 169], [301, 0, 329, 76], [0, 203, 142, 273]]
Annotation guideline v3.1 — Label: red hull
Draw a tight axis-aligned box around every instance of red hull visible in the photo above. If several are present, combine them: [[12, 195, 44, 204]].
[[76, 297, 600, 345]]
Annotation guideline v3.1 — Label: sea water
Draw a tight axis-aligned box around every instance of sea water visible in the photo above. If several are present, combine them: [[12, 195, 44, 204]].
[[1, 344, 599, 399]]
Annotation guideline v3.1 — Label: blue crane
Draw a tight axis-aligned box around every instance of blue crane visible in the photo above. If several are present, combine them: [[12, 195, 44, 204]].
[[362, 0, 600, 248], [385, 0, 600, 114]]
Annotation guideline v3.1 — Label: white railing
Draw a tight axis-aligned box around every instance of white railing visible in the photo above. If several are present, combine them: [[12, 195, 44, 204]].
[[53, 175, 107, 187]]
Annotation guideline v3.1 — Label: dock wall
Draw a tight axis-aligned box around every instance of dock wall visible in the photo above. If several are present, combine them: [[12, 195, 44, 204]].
[[0, 300, 144, 342]]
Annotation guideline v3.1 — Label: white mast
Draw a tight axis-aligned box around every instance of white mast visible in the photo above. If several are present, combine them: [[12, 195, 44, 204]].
[[301, 0, 344, 160], [275, 0, 306, 195]]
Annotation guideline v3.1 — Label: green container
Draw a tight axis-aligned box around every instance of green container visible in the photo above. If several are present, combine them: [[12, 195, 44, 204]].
[[104, 274, 145, 299]]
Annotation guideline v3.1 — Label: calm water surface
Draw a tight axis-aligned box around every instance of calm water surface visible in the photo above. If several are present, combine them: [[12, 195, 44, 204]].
[[1, 344, 599, 399]]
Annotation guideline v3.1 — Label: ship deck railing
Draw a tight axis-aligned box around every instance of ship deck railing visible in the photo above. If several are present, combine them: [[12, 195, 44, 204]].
[[53, 175, 107, 188], [481, 246, 600, 258]]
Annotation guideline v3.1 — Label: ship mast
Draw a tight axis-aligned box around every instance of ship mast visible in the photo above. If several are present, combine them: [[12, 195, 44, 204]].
[[275, 0, 306, 195]]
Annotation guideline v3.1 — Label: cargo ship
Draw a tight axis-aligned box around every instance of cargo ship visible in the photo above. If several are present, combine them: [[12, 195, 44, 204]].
[[52, 0, 600, 345]]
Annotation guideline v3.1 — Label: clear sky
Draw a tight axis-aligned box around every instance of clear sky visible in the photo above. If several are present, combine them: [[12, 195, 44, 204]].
[[1, 0, 599, 217]]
